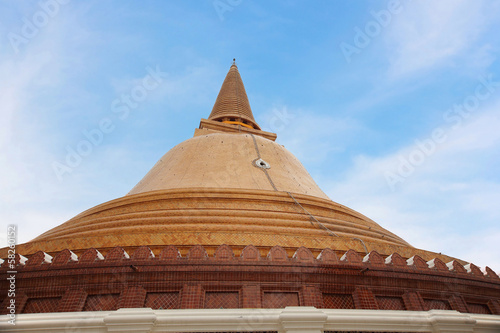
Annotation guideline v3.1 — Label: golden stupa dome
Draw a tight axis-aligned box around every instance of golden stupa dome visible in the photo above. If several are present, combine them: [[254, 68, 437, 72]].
[[11, 63, 458, 263]]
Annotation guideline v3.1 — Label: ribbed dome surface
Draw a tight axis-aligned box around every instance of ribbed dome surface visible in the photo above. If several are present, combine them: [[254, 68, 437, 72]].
[[208, 64, 260, 129], [24, 187, 436, 261]]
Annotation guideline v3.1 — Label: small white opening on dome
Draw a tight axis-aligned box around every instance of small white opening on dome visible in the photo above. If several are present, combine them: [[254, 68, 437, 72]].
[[254, 158, 270, 169]]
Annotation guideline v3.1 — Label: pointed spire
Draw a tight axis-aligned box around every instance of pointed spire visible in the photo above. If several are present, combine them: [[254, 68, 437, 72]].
[[208, 61, 261, 130]]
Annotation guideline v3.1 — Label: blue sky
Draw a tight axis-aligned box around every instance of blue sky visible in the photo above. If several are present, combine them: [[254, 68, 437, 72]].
[[1, 1, 499, 272]]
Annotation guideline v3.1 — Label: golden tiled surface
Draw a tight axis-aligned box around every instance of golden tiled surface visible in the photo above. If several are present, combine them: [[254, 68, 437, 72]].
[[127, 132, 331, 198]]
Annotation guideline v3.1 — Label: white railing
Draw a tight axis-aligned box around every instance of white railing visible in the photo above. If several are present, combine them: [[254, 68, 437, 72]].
[[1, 307, 500, 333]]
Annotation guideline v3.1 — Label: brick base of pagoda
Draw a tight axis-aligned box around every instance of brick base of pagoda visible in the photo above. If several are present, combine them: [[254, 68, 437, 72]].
[[1, 244, 499, 315]]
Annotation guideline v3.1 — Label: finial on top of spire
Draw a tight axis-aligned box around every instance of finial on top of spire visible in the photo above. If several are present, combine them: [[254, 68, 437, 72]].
[[232, 58, 236, 66]]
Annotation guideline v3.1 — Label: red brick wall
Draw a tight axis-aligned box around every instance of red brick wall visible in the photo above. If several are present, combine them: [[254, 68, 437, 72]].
[[1, 245, 499, 315]]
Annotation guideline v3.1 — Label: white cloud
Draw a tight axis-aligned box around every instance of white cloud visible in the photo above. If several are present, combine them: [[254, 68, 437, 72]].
[[0, 4, 111, 247], [385, 0, 494, 78], [325, 98, 500, 273], [0, 56, 63, 247]]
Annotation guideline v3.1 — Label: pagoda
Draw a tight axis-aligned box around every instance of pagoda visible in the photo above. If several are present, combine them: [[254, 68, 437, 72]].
[[1, 62, 499, 332]]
